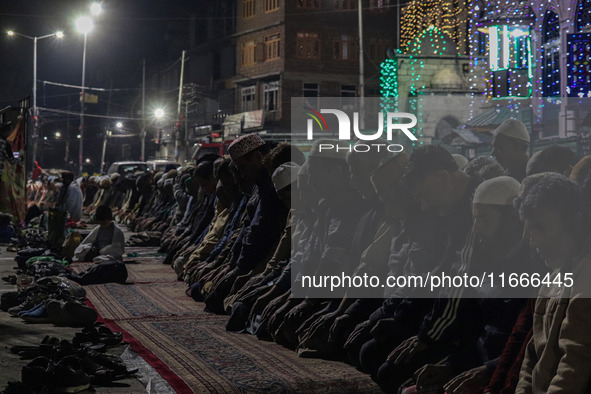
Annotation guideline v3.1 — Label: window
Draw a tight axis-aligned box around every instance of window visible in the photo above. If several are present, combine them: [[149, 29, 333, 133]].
[[542, 10, 561, 96], [567, 33, 591, 97], [241, 86, 256, 111], [303, 83, 319, 97], [341, 84, 356, 97], [241, 41, 256, 66], [265, 0, 279, 12], [264, 82, 279, 111], [334, 0, 356, 10], [488, 26, 530, 71], [265, 34, 280, 61], [296, 33, 320, 59], [334, 35, 355, 60], [243, 0, 255, 18], [575, 0, 591, 32], [297, 0, 319, 8]]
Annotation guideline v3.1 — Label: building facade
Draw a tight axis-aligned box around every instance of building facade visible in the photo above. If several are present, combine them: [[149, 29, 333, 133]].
[[230, 0, 398, 137]]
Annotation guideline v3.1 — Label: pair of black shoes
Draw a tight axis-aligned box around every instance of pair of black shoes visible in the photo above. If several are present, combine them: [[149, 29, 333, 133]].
[[17, 335, 137, 392]]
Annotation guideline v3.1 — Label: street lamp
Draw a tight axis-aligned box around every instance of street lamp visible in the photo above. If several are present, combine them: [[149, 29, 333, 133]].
[[90, 3, 103, 16], [6, 29, 63, 167], [75, 15, 94, 175]]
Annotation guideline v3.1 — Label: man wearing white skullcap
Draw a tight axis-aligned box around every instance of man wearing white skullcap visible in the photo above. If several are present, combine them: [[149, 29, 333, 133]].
[[491, 118, 530, 181], [405, 176, 542, 394], [472, 176, 522, 249], [272, 162, 300, 209], [203, 134, 288, 314]]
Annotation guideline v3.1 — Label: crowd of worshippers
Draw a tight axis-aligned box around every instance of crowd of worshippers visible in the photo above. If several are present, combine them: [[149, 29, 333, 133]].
[[60, 116, 591, 393]]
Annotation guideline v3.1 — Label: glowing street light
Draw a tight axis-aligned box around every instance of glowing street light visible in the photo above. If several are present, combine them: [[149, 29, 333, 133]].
[[6, 29, 64, 166], [116, 121, 123, 129], [55, 131, 62, 138], [154, 108, 165, 119], [90, 3, 103, 16], [75, 16, 94, 35]]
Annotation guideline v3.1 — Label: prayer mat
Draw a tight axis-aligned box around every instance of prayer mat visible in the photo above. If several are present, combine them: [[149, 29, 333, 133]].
[[83, 282, 198, 320], [71, 255, 172, 284], [101, 314, 381, 393], [81, 246, 380, 393]]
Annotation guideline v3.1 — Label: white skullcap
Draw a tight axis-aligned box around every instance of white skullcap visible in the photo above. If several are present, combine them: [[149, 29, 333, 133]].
[[308, 139, 350, 160], [473, 176, 520, 206], [494, 118, 530, 142], [452, 154, 468, 170], [272, 162, 301, 192]]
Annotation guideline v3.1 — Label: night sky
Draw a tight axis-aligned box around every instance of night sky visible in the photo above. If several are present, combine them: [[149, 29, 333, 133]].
[[0, 0, 206, 108], [0, 0, 208, 169]]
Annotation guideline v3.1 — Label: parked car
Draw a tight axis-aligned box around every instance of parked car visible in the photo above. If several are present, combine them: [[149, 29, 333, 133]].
[[192, 140, 234, 161], [146, 160, 180, 172], [106, 161, 148, 176]]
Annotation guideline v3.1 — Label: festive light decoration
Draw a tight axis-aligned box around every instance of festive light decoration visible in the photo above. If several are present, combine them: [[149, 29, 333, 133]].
[[575, 0, 591, 31], [407, 26, 455, 96], [379, 57, 399, 119], [405, 26, 455, 144], [567, 33, 591, 98], [400, 0, 467, 54], [542, 9, 560, 97], [470, 1, 535, 98]]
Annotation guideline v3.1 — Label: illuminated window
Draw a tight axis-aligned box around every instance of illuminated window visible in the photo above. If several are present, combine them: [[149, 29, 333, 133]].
[[488, 26, 531, 72], [567, 33, 591, 97], [575, 0, 591, 31], [296, 33, 320, 59], [241, 41, 256, 65], [542, 10, 561, 96], [265, 0, 279, 12], [243, 0, 255, 18], [265, 34, 280, 61]]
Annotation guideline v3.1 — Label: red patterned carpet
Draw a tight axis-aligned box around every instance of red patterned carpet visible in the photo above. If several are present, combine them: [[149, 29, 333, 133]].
[[79, 249, 381, 393]]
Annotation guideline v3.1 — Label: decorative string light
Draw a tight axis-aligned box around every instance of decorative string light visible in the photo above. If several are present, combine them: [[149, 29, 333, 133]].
[[400, 0, 467, 54]]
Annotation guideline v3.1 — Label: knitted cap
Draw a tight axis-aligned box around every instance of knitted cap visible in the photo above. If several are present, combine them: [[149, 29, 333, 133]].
[[228, 133, 265, 161]]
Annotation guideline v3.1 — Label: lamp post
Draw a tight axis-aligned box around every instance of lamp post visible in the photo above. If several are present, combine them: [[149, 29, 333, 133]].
[[75, 16, 94, 175], [7, 30, 63, 167]]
